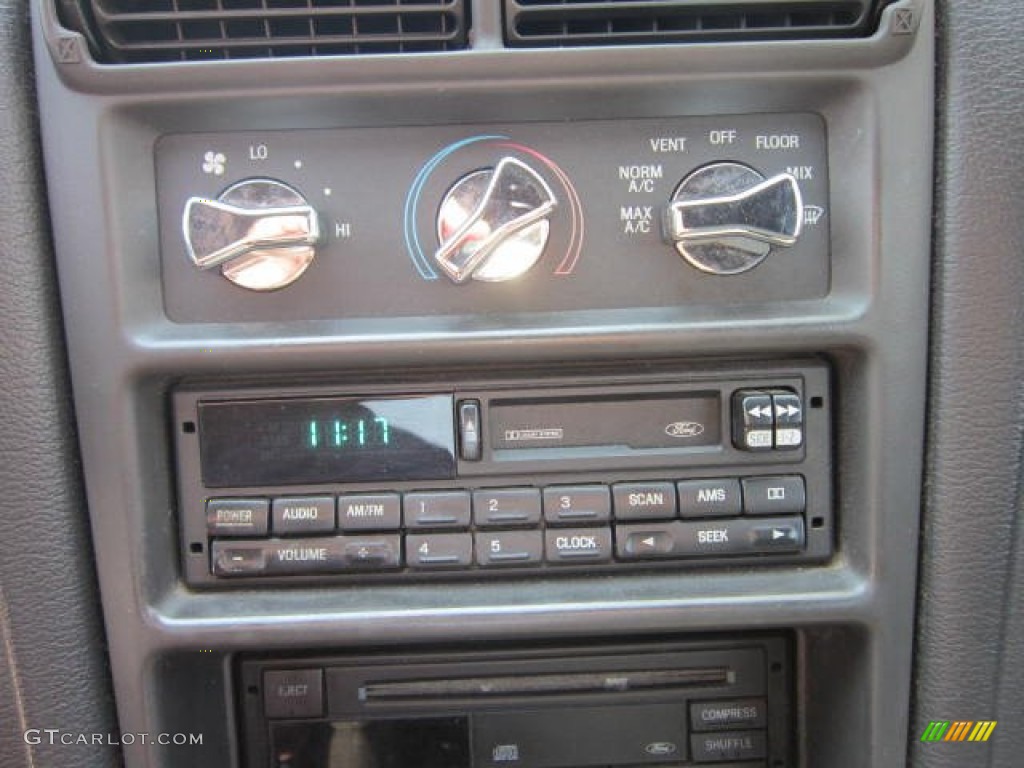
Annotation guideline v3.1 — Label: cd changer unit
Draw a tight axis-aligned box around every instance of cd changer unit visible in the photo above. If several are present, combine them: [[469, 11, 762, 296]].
[[239, 637, 793, 768]]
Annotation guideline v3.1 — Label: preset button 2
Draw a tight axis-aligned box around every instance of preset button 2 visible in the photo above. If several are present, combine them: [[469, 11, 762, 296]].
[[473, 489, 542, 527]]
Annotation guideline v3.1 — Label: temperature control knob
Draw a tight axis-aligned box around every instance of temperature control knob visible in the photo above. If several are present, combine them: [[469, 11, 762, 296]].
[[183, 178, 321, 292], [664, 162, 803, 275], [435, 157, 558, 284]]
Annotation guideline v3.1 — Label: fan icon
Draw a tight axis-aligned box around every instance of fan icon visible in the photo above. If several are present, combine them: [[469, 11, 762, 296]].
[[202, 150, 226, 176]]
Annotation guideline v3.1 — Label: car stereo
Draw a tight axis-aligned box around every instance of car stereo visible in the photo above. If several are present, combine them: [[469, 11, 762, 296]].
[[174, 362, 832, 586]]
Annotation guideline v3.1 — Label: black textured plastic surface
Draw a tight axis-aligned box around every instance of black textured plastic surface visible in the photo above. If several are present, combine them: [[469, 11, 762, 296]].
[[0, 2, 120, 767], [910, 0, 1024, 765], [60, 0, 468, 62], [505, 0, 879, 47]]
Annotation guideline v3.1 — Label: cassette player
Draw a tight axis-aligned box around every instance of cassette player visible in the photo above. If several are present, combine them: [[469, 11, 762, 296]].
[[237, 637, 794, 768], [173, 362, 832, 586]]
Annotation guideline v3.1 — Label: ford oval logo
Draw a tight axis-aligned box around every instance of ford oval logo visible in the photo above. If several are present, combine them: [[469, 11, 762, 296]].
[[665, 421, 705, 438], [644, 742, 678, 757]]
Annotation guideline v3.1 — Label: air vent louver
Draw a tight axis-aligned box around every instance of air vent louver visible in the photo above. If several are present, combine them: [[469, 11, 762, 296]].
[[505, 0, 882, 48], [59, 0, 469, 63]]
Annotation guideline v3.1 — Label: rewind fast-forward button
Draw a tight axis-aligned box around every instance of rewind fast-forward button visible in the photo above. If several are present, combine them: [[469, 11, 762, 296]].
[[772, 393, 803, 449], [733, 391, 774, 451]]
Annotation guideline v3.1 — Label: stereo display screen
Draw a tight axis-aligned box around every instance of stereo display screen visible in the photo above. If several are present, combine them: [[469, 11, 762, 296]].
[[198, 395, 456, 487]]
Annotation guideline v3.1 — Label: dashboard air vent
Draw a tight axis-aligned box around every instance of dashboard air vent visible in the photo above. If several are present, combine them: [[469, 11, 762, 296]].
[[57, 0, 469, 63], [504, 0, 882, 48]]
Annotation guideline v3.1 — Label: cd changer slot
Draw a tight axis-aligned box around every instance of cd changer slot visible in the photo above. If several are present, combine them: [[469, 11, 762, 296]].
[[360, 667, 733, 702]]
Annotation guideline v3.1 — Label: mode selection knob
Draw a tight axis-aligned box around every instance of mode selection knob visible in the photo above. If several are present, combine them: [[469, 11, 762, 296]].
[[434, 156, 558, 284], [183, 178, 321, 292], [664, 162, 803, 275]]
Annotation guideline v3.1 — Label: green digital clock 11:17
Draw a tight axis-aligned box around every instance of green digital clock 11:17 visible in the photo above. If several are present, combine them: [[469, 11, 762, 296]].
[[307, 416, 390, 450]]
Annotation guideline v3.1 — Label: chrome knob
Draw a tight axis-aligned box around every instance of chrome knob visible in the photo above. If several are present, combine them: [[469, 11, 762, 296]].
[[435, 156, 558, 284], [183, 178, 320, 292], [664, 162, 803, 275]]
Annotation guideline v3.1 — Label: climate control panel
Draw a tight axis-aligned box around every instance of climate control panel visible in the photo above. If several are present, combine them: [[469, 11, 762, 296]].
[[157, 114, 829, 322]]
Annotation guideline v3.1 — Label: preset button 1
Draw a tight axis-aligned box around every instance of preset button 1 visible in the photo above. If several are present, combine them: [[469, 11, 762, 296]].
[[403, 491, 471, 529]]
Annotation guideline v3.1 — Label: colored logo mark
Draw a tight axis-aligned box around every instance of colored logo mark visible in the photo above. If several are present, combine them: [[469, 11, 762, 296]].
[[920, 720, 997, 742]]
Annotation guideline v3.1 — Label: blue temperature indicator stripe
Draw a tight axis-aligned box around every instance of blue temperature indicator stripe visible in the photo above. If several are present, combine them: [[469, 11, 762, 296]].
[[403, 135, 508, 280]]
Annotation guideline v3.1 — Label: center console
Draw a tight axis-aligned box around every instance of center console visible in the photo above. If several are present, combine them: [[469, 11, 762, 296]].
[[32, 0, 934, 766]]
